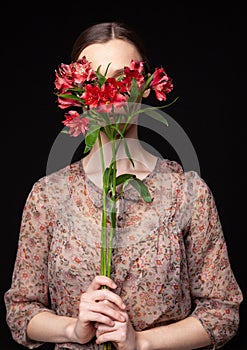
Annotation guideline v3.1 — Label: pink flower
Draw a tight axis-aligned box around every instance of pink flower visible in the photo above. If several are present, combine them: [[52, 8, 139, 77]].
[[54, 63, 74, 94], [129, 59, 145, 73], [57, 96, 82, 109], [55, 57, 96, 95], [149, 67, 173, 101], [71, 56, 96, 87], [122, 60, 145, 90], [54, 58, 175, 137], [62, 111, 89, 137], [54, 57, 96, 110]]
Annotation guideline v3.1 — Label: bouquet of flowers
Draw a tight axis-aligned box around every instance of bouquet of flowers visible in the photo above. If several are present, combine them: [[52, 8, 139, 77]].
[[54, 56, 174, 348]]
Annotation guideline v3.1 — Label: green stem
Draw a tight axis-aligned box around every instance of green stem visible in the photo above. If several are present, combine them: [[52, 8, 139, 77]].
[[107, 140, 117, 277], [101, 191, 107, 277], [103, 341, 112, 350], [107, 207, 116, 277], [114, 107, 137, 154], [103, 141, 118, 350], [98, 133, 107, 278], [111, 140, 117, 198]]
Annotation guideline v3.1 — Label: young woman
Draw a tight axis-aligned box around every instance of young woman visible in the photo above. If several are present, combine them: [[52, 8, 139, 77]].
[[4, 21, 243, 350]]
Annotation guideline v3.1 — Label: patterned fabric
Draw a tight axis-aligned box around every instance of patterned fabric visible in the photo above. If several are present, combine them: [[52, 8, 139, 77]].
[[4, 158, 243, 349]]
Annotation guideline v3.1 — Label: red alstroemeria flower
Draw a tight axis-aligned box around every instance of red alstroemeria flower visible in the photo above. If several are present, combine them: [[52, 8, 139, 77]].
[[149, 67, 173, 101], [54, 63, 74, 94], [129, 60, 145, 74], [81, 84, 102, 109], [54, 57, 174, 137], [81, 79, 127, 113], [106, 77, 127, 95], [55, 56, 96, 95], [122, 60, 145, 90], [62, 110, 89, 137], [57, 96, 82, 109], [71, 56, 97, 87], [97, 79, 127, 113]]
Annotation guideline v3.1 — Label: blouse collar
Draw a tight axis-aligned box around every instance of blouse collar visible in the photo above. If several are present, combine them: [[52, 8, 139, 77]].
[[78, 157, 161, 208]]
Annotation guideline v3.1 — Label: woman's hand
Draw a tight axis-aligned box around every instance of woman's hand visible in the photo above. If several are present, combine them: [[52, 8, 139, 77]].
[[70, 275, 126, 344], [95, 300, 137, 350]]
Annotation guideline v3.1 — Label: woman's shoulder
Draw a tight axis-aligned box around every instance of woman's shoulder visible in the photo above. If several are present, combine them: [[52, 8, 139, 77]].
[[157, 158, 205, 180], [29, 160, 83, 195], [156, 157, 184, 174], [156, 158, 211, 195]]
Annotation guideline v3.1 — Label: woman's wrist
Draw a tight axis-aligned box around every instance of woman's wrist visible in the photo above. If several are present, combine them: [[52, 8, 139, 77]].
[[27, 312, 88, 344], [135, 331, 151, 350], [65, 318, 95, 344], [64, 317, 79, 343]]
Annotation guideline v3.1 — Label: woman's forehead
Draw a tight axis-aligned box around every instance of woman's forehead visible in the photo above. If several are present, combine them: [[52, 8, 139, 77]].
[[79, 39, 142, 75]]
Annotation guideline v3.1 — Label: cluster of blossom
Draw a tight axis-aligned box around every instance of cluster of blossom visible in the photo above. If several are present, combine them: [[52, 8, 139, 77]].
[[54, 57, 173, 137]]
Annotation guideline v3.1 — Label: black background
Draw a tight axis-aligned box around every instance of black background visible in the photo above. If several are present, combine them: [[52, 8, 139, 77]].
[[1, 3, 246, 349]]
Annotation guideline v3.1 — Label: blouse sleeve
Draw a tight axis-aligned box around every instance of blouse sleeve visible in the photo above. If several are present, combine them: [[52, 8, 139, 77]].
[[183, 171, 243, 349], [4, 178, 55, 349]]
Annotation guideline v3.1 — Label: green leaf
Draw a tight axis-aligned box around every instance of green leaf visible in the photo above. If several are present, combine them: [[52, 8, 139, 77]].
[[84, 144, 92, 154], [137, 96, 179, 125], [103, 63, 111, 77], [109, 199, 117, 224], [128, 78, 140, 103], [123, 138, 135, 167], [95, 63, 111, 86], [84, 125, 101, 153], [114, 127, 135, 167], [116, 173, 136, 186], [95, 70, 106, 86], [61, 128, 69, 134], [66, 86, 84, 93], [103, 167, 112, 193], [144, 72, 154, 89], [128, 178, 153, 202], [162, 96, 179, 108], [57, 93, 84, 103], [143, 108, 168, 126], [116, 73, 125, 81]]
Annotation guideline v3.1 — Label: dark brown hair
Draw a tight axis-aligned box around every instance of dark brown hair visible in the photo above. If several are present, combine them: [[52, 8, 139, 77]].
[[71, 21, 150, 73]]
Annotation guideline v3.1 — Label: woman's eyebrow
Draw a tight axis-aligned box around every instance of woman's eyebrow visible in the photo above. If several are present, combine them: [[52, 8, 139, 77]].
[[111, 69, 125, 78]]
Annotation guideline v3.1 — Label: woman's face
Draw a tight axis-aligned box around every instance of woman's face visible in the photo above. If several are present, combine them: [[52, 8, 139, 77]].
[[78, 39, 142, 78], [79, 39, 143, 130]]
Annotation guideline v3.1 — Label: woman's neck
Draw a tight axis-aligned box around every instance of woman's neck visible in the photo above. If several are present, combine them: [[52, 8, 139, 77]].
[[82, 124, 158, 182]]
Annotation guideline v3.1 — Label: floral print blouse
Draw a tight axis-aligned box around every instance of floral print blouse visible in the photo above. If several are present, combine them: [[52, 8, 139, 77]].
[[4, 157, 243, 350]]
